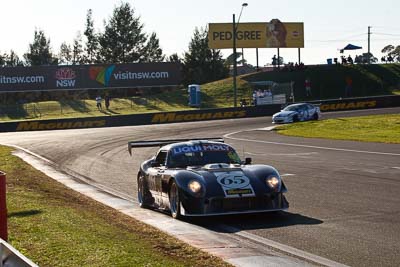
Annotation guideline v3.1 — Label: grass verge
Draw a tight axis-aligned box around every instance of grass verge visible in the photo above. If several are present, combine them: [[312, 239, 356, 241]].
[[275, 114, 400, 144], [1, 146, 231, 267]]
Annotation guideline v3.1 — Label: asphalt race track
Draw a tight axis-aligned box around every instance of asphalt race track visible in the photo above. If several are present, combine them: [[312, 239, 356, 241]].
[[1, 107, 399, 266]]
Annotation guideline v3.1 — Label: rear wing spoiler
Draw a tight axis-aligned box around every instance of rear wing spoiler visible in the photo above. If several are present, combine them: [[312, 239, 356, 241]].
[[128, 137, 224, 155]]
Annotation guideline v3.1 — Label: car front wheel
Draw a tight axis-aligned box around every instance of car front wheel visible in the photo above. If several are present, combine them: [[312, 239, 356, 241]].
[[169, 180, 182, 219]]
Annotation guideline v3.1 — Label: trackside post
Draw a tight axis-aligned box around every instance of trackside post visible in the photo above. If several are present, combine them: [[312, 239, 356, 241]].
[[0, 171, 7, 241]]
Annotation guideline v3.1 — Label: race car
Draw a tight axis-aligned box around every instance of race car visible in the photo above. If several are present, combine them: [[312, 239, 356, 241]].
[[128, 138, 288, 219], [272, 103, 321, 124]]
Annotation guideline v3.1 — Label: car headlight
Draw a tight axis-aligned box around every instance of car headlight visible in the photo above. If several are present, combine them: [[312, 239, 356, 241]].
[[266, 176, 280, 191], [188, 180, 202, 194]]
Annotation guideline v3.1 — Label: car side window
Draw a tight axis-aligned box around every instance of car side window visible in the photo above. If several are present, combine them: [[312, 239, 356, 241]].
[[155, 151, 167, 166]]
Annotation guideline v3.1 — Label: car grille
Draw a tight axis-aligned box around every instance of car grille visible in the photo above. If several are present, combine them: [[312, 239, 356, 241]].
[[273, 118, 285, 123], [209, 195, 282, 213]]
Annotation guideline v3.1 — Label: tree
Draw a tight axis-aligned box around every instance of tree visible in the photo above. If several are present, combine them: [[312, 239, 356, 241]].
[[381, 45, 395, 54], [143, 32, 165, 62], [59, 42, 72, 65], [224, 52, 242, 66], [0, 53, 6, 67], [84, 9, 100, 64], [24, 29, 57, 66], [5, 51, 23, 66], [168, 53, 181, 63], [72, 32, 85, 65], [99, 2, 147, 63], [182, 27, 228, 85], [388, 45, 400, 62]]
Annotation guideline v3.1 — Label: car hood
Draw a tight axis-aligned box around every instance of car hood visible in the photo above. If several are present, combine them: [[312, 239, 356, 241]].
[[186, 164, 271, 197], [273, 110, 297, 117]]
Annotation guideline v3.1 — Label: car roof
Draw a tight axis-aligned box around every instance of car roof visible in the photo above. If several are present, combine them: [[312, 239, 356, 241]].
[[161, 140, 231, 151]]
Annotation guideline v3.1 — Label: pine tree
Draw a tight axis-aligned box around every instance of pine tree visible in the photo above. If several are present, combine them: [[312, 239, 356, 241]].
[[182, 27, 228, 85], [72, 32, 85, 65], [168, 53, 181, 63], [24, 29, 57, 66], [5, 51, 23, 66], [59, 42, 72, 65], [99, 2, 147, 63], [0, 53, 5, 67], [143, 32, 165, 62], [84, 9, 99, 64]]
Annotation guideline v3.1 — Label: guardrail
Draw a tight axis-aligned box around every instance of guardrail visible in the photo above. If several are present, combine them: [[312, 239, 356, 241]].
[[0, 95, 399, 133], [0, 238, 38, 267]]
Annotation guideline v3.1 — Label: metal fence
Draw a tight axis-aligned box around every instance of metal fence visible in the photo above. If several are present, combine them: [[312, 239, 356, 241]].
[[0, 97, 156, 119]]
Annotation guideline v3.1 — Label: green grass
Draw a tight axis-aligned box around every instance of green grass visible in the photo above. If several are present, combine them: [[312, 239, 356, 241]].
[[275, 114, 400, 144], [0, 93, 193, 121], [1, 146, 231, 267]]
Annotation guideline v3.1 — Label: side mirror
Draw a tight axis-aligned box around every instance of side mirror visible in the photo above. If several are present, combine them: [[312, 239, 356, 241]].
[[245, 157, 252, 165]]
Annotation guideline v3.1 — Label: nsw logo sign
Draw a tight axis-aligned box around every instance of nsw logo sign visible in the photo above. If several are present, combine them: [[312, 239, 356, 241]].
[[55, 68, 76, 88]]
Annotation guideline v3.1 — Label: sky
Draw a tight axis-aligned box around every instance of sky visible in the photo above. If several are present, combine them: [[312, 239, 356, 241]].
[[1, 0, 399, 66]]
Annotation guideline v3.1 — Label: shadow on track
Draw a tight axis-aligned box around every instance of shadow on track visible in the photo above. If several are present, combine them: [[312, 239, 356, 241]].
[[184, 211, 323, 233]]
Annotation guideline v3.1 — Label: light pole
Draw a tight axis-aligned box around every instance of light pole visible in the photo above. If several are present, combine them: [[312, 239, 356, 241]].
[[232, 3, 248, 107]]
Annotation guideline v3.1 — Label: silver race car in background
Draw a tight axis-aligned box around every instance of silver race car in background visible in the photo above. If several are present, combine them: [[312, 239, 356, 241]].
[[272, 103, 321, 123]]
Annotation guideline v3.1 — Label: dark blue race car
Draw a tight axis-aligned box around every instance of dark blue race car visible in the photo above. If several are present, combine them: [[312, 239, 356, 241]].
[[128, 138, 289, 219]]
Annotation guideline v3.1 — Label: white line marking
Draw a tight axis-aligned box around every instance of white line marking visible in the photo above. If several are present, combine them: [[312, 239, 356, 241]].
[[223, 130, 400, 156], [219, 224, 349, 267], [281, 173, 295, 177], [392, 167, 400, 170]]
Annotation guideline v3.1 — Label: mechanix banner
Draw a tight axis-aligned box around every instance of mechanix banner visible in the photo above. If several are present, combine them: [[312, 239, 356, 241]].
[[208, 20, 304, 49], [0, 62, 181, 92]]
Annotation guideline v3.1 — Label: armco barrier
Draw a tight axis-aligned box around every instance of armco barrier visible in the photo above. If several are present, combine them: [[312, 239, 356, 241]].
[[0, 95, 399, 133], [0, 171, 6, 242], [310, 95, 400, 112], [0, 104, 282, 133], [1, 238, 38, 267]]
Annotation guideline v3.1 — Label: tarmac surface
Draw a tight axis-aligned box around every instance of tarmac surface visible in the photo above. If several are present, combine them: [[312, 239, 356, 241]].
[[0, 107, 399, 266]]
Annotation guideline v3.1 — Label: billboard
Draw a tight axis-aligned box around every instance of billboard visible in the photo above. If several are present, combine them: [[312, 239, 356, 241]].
[[0, 62, 181, 92], [208, 20, 304, 49]]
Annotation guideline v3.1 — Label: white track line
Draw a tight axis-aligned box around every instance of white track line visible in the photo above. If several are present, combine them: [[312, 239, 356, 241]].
[[223, 130, 400, 156]]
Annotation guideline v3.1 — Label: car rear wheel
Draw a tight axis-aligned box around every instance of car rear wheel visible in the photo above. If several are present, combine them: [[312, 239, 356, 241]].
[[169, 180, 182, 219], [292, 115, 299, 122], [137, 174, 150, 208]]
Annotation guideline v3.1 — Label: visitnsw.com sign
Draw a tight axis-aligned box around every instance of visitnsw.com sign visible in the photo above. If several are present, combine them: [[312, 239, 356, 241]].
[[0, 62, 181, 92]]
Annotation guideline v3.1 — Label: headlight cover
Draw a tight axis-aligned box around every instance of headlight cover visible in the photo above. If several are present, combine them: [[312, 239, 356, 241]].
[[266, 176, 281, 191], [188, 180, 202, 194]]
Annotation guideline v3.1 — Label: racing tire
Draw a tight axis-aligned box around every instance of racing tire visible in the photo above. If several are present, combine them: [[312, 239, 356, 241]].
[[313, 113, 319, 120], [137, 174, 150, 209], [292, 115, 299, 122], [169, 180, 182, 219]]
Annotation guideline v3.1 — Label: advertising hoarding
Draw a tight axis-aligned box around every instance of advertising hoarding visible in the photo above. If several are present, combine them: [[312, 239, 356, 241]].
[[0, 62, 181, 92], [208, 20, 304, 49]]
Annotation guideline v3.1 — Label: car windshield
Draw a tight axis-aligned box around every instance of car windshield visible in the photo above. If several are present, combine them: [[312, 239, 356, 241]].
[[283, 105, 302, 112], [168, 144, 241, 168]]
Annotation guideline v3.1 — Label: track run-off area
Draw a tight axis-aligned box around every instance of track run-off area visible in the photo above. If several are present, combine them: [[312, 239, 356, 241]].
[[1, 107, 399, 266]]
